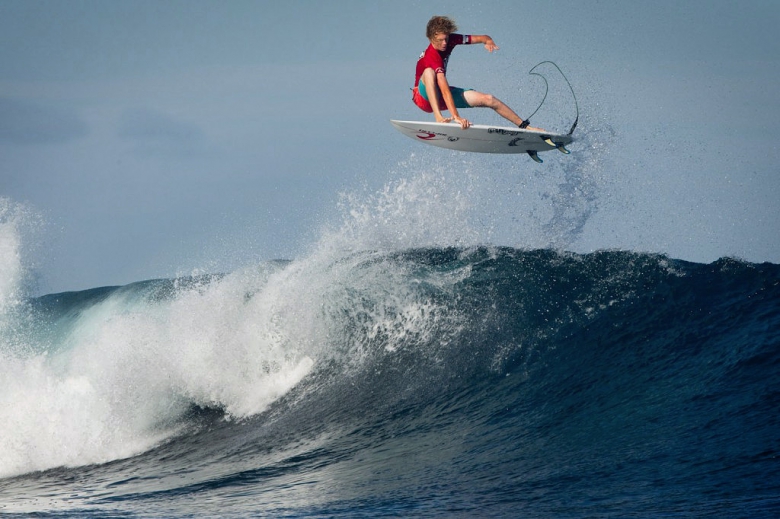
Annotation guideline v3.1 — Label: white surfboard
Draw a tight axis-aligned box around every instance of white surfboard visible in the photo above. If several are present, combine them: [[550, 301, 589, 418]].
[[390, 119, 573, 162]]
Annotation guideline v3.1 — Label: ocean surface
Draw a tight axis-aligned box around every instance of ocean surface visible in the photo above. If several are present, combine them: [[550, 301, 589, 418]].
[[1, 240, 779, 516]]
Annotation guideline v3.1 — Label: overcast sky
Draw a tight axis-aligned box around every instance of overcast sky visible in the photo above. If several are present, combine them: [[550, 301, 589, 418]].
[[1, 0, 778, 294]]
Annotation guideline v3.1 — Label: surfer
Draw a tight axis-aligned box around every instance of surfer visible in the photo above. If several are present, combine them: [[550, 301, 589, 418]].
[[413, 16, 544, 131]]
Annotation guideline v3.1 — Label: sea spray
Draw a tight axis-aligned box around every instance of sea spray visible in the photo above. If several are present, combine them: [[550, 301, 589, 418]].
[[0, 199, 26, 317], [328, 166, 483, 252]]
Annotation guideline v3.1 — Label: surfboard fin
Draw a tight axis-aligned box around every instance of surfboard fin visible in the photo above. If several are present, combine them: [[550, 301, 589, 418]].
[[543, 137, 571, 154], [527, 150, 543, 163]]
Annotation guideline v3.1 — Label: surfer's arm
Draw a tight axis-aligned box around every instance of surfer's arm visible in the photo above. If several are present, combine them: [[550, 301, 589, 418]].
[[436, 73, 470, 129], [469, 34, 499, 53]]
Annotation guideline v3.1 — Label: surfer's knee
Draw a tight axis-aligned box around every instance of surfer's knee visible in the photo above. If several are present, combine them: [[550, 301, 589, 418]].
[[482, 93, 502, 109], [465, 90, 495, 108], [481, 93, 512, 113]]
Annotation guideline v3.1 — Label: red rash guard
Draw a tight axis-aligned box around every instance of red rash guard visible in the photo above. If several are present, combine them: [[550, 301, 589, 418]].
[[414, 33, 471, 88]]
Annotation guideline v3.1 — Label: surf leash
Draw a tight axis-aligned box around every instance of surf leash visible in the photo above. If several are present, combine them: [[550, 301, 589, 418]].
[[522, 61, 579, 136]]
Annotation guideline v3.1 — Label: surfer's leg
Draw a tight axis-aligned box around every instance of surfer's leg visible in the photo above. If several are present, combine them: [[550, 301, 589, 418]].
[[419, 68, 437, 100], [463, 90, 543, 131], [419, 68, 446, 117], [463, 90, 521, 125]]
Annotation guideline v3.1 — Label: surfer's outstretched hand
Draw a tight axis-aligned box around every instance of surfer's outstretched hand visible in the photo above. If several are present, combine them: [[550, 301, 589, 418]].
[[482, 37, 499, 53]]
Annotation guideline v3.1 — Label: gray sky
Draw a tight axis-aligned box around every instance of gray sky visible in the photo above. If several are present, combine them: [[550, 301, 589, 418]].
[[1, 0, 778, 294]]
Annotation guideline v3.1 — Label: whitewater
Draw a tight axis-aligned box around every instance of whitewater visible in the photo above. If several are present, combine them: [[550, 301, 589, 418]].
[[1, 149, 779, 517]]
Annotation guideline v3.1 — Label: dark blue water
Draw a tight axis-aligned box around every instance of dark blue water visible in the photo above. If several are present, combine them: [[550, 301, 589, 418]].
[[1, 248, 779, 517]]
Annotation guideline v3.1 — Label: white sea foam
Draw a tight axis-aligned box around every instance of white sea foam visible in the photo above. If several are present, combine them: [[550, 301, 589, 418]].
[[0, 262, 315, 478]]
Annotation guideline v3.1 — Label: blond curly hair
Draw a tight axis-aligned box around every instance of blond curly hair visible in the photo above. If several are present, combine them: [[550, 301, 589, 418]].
[[426, 16, 458, 39]]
